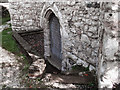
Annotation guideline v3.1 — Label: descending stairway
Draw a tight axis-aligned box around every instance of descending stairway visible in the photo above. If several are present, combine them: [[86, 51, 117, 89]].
[[12, 30, 97, 89]]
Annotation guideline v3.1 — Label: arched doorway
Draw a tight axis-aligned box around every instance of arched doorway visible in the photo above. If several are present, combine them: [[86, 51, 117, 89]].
[[41, 6, 65, 70], [48, 13, 62, 69]]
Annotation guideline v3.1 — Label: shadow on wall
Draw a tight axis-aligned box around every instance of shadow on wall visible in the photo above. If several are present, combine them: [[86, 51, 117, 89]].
[[113, 83, 120, 90], [2, 6, 10, 17], [0, 0, 8, 3], [0, 6, 10, 25]]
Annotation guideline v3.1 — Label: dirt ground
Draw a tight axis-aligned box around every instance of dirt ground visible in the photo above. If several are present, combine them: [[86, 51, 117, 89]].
[[0, 46, 24, 89]]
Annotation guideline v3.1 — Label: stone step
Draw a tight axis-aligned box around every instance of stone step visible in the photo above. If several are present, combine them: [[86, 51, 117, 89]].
[[28, 53, 46, 79], [43, 73, 95, 84]]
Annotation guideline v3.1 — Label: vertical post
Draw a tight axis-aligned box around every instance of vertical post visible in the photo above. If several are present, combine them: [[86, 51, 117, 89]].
[[118, 1, 120, 86], [0, 6, 2, 47], [98, 2, 119, 89]]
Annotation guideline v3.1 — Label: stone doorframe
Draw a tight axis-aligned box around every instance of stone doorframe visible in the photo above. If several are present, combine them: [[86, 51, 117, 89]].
[[40, 3, 68, 70]]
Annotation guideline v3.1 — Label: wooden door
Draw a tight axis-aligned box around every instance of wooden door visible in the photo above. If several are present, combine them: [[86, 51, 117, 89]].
[[49, 13, 62, 69]]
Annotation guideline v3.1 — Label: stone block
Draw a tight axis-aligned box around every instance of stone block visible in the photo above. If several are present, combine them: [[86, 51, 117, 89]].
[[67, 52, 78, 61], [89, 65, 95, 71], [81, 34, 90, 45], [77, 59, 88, 68], [88, 26, 97, 33]]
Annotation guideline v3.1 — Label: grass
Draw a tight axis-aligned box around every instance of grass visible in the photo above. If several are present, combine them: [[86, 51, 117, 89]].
[[0, 14, 18, 54], [0, 28, 20, 55]]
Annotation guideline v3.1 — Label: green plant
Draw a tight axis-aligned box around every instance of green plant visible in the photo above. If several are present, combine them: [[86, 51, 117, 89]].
[[34, 88, 38, 90], [72, 65, 89, 72], [88, 82, 94, 87], [20, 54, 30, 73], [84, 66, 89, 71], [2, 84, 7, 88], [23, 64, 30, 72], [87, 80, 98, 90], [37, 78, 42, 82]]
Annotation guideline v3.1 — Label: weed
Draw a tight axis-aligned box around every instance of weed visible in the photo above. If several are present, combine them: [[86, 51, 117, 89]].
[[23, 64, 30, 72], [72, 65, 89, 72]]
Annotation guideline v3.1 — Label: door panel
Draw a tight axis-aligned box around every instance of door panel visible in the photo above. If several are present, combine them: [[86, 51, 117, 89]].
[[49, 14, 62, 62]]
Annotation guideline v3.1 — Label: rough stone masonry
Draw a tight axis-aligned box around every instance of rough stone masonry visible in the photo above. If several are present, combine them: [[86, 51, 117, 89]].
[[5, 0, 120, 89]]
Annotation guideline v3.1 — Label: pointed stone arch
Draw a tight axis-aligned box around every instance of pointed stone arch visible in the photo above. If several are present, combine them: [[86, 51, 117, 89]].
[[40, 3, 68, 70]]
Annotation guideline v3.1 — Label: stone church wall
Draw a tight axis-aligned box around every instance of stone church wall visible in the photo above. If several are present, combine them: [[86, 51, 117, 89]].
[[9, 1, 44, 31]]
